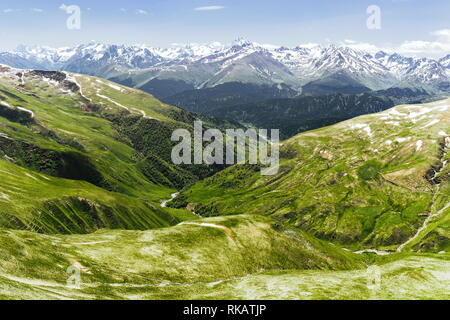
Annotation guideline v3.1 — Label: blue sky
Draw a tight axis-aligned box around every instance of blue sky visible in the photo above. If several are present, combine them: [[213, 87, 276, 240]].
[[0, 0, 449, 57]]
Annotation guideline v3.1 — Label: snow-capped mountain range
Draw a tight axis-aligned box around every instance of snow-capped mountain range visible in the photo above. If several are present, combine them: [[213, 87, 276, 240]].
[[1, 38, 449, 94]]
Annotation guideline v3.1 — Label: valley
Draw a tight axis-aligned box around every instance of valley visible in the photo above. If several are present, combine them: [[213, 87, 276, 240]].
[[0, 0, 449, 305], [0, 62, 448, 300], [176, 98, 450, 253]]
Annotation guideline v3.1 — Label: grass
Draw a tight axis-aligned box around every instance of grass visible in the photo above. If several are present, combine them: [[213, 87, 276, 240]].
[[0, 66, 448, 300], [0, 214, 370, 299], [182, 99, 450, 250], [0, 67, 213, 233]]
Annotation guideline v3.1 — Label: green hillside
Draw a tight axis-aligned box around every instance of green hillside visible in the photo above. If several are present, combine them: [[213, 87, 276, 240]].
[[0, 66, 207, 233], [181, 99, 450, 252], [0, 64, 448, 300], [1, 217, 448, 299], [0, 214, 370, 299]]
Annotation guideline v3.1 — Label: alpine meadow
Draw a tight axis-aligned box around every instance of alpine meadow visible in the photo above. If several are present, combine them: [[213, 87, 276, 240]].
[[0, 0, 448, 304]]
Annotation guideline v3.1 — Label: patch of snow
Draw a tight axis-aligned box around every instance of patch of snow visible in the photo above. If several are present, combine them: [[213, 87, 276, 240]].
[[107, 83, 123, 91], [406, 107, 432, 119], [385, 121, 400, 126], [350, 123, 372, 137], [395, 137, 411, 143], [411, 115, 429, 124], [388, 108, 405, 117], [25, 173, 38, 181], [0, 133, 11, 139], [16, 106, 34, 118], [0, 193, 10, 201], [179, 222, 229, 232], [354, 249, 391, 256], [42, 77, 59, 87], [64, 72, 92, 102], [420, 119, 440, 129], [0, 101, 12, 108], [350, 123, 367, 129], [1, 101, 34, 118], [416, 140, 423, 152]]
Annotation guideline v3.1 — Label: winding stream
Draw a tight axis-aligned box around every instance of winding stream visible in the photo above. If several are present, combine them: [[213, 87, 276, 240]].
[[161, 192, 179, 208]]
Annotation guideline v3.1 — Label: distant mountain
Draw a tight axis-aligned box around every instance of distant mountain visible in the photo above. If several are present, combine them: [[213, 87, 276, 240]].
[[206, 92, 398, 139], [163, 82, 298, 114], [301, 72, 372, 96], [162, 83, 431, 139], [439, 54, 450, 69], [0, 43, 165, 77], [1, 40, 449, 96], [119, 41, 449, 95], [136, 78, 195, 100]]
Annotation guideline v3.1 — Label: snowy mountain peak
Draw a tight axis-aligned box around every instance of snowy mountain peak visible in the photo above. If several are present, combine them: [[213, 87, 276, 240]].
[[439, 54, 450, 69], [233, 37, 254, 47], [1, 40, 448, 93]]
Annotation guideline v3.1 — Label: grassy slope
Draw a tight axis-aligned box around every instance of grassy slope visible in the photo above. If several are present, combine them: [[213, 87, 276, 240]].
[[0, 65, 367, 300], [183, 99, 450, 251], [1, 255, 447, 300], [0, 66, 200, 233], [0, 215, 368, 299], [0, 64, 448, 300], [0, 218, 447, 299]]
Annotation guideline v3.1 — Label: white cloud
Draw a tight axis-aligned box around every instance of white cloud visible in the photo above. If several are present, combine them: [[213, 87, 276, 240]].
[[431, 29, 450, 38], [341, 40, 384, 54], [301, 43, 321, 49], [31, 8, 44, 13], [120, 8, 127, 13], [341, 29, 450, 59], [194, 6, 225, 11], [2, 9, 15, 13], [396, 29, 450, 58], [136, 9, 148, 15]]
